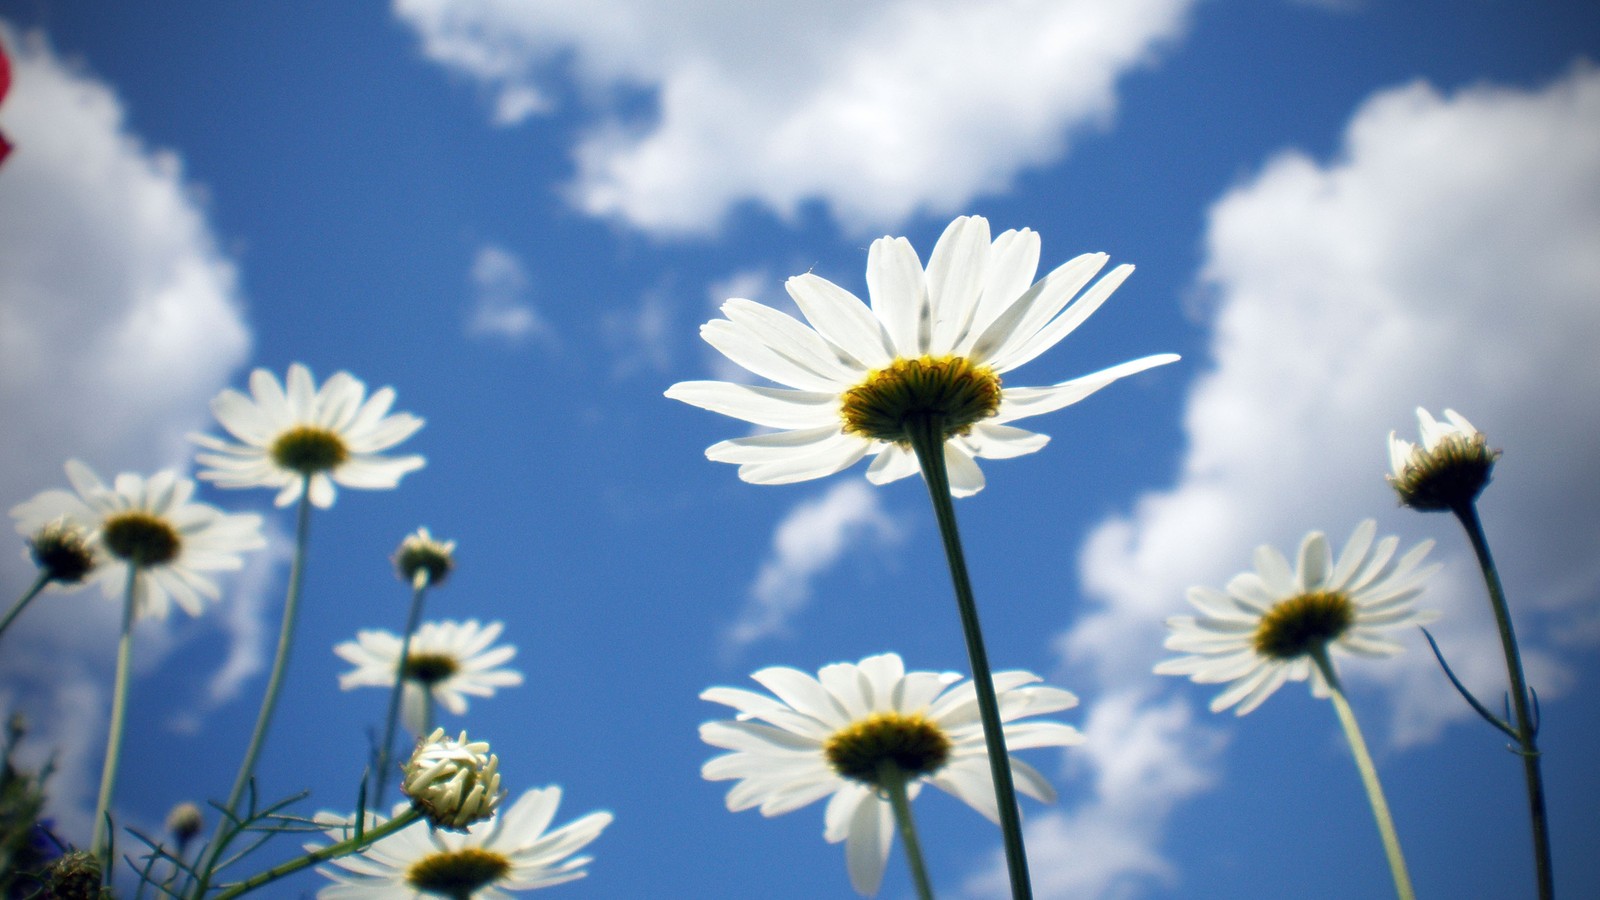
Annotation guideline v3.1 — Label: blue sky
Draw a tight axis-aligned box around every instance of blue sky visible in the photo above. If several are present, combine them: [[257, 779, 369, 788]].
[[1, 1, 1597, 897]]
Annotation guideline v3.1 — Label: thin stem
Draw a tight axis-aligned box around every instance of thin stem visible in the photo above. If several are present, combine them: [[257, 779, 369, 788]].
[[210, 807, 421, 900], [192, 479, 314, 898], [0, 570, 52, 643], [1452, 501, 1553, 899], [373, 576, 430, 806], [92, 565, 140, 866], [91, 567, 140, 864], [1310, 647, 1414, 900], [905, 416, 1031, 900], [877, 761, 936, 900]]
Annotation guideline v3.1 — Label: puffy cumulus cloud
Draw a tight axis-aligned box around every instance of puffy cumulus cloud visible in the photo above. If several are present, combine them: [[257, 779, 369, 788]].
[[1016, 63, 1600, 896], [1068, 63, 1600, 723], [465, 243, 552, 344], [724, 481, 901, 654], [0, 25, 258, 838], [392, 0, 1194, 234], [962, 691, 1224, 899]]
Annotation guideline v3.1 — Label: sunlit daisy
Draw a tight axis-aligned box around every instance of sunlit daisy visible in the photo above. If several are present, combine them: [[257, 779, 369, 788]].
[[1156, 520, 1440, 716], [9, 460, 264, 619], [191, 362, 425, 508], [336, 620, 523, 733], [312, 787, 613, 898], [700, 652, 1082, 896], [1388, 407, 1499, 511], [666, 215, 1179, 496]]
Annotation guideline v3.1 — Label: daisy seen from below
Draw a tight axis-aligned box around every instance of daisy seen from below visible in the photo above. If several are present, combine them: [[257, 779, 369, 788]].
[[665, 214, 1179, 497], [9, 460, 264, 620], [1155, 519, 1439, 716], [700, 652, 1082, 896], [1387, 406, 1499, 512], [1156, 519, 1440, 900], [336, 619, 524, 734], [311, 787, 614, 899], [191, 362, 425, 508]]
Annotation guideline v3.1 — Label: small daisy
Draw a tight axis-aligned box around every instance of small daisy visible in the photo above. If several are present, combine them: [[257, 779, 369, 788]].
[[700, 652, 1082, 896], [191, 363, 425, 508], [311, 788, 613, 898], [1156, 520, 1440, 715], [666, 215, 1179, 496], [336, 620, 523, 733], [395, 527, 457, 587], [1387, 407, 1499, 511], [9, 460, 264, 620]]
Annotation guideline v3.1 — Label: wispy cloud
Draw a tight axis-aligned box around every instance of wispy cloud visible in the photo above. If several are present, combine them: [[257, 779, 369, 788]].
[[1017, 64, 1600, 896], [724, 481, 901, 654], [602, 289, 673, 379], [0, 23, 255, 841], [392, 0, 1195, 234], [465, 243, 551, 344]]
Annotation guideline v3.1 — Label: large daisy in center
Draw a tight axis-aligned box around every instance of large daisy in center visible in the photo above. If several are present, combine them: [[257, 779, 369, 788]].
[[666, 215, 1179, 495]]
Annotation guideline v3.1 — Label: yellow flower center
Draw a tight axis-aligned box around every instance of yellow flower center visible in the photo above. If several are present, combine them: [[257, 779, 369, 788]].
[[100, 513, 181, 567], [1253, 590, 1356, 660], [405, 653, 461, 686], [824, 712, 952, 786], [405, 848, 511, 898], [269, 425, 350, 474], [839, 356, 1002, 443]]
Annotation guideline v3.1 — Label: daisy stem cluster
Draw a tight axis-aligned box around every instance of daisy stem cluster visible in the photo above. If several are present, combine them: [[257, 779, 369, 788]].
[[0, 571, 50, 643], [90, 564, 139, 867], [210, 806, 423, 900], [1309, 647, 1413, 900], [876, 761, 935, 900], [906, 414, 1032, 900], [193, 479, 314, 898], [1451, 500, 1552, 899], [372, 575, 432, 806]]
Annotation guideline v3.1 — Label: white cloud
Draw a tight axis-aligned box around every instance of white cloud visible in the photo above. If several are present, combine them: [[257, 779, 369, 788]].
[[465, 243, 551, 343], [602, 288, 673, 378], [724, 481, 901, 654], [962, 691, 1224, 899], [0, 25, 261, 840], [1034, 63, 1600, 897], [392, 0, 1194, 234]]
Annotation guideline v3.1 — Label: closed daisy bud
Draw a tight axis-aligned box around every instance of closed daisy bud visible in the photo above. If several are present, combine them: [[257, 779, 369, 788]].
[[402, 728, 504, 831], [1387, 407, 1499, 511], [394, 527, 456, 587], [166, 801, 204, 846], [42, 850, 107, 900], [26, 519, 96, 584]]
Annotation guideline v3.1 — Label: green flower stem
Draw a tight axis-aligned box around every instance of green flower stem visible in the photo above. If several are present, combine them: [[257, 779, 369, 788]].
[[210, 806, 422, 900], [0, 570, 51, 643], [1310, 647, 1414, 900], [90, 564, 140, 866], [373, 576, 431, 806], [192, 479, 314, 898], [877, 761, 936, 900], [1452, 500, 1553, 899], [906, 415, 1031, 900]]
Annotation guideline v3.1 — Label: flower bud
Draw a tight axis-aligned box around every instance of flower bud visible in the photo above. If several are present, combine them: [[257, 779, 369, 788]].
[[26, 519, 96, 584], [402, 728, 503, 831], [1387, 407, 1499, 511], [394, 527, 456, 588], [166, 801, 204, 846]]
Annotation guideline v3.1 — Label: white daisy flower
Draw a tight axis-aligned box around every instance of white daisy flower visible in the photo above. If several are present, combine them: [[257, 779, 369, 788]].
[[335, 620, 523, 733], [9, 460, 264, 620], [311, 787, 613, 898], [191, 363, 425, 508], [1387, 406, 1499, 510], [666, 215, 1179, 496], [700, 652, 1082, 896], [1156, 520, 1441, 716]]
